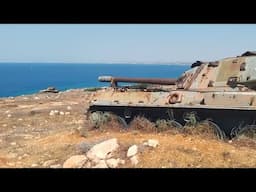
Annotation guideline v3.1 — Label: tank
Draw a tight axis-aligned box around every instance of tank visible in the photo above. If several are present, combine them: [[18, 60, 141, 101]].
[[86, 51, 256, 139]]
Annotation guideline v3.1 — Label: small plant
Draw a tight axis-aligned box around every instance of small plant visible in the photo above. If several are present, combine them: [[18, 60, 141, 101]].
[[155, 119, 183, 133], [129, 116, 155, 132], [89, 111, 112, 129]]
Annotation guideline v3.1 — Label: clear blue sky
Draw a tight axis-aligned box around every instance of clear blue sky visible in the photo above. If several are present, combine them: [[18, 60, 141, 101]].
[[0, 24, 255, 63]]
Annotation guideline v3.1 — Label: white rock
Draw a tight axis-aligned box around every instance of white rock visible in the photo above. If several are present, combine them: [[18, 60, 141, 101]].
[[43, 159, 58, 167], [7, 114, 12, 118], [2, 124, 7, 127], [54, 110, 59, 115], [5, 110, 10, 114], [93, 160, 108, 168], [67, 106, 72, 110], [63, 155, 87, 168], [60, 111, 65, 115], [50, 164, 62, 168], [49, 110, 55, 116], [22, 154, 29, 158], [87, 138, 119, 161], [18, 118, 23, 121], [127, 145, 138, 157], [34, 97, 40, 100], [130, 155, 139, 166], [65, 112, 71, 115], [31, 164, 38, 167], [228, 140, 233, 143], [10, 142, 16, 146], [106, 158, 119, 168], [144, 139, 159, 148]]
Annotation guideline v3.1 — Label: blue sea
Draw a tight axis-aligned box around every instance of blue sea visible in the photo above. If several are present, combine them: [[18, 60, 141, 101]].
[[0, 63, 190, 97]]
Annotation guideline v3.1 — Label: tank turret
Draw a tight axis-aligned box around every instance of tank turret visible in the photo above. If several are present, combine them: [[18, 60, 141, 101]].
[[87, 51, 256, 139]]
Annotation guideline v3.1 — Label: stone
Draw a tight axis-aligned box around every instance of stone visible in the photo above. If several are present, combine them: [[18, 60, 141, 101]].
[[119, 159, 125, 165], [5, 110, 10, 114], [65, 112, 71, 115], [93, 160, 108, 168], [60, 111, 65, 115], [67, 106, 72, 110], [130, 155, 139, 166], [10, 142, 16, 146], [63, 155, 87, 168], [34, 97, 40, 100], [7, 114, 12, 118], [144, 139, 159, 148], [228, 140, 233, 143], [43, 159, 58, 167], [127, 145, 138, 157], [87, 138, 119, 161], [31, 164, 38, 167], [2, 124, 7, 127], [106, 158, 119, 168], [50, 164, 62, 168], [18, 118, 23, 121]]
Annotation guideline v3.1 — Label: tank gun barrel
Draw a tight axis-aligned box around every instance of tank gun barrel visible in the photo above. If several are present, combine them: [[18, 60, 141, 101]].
[[98, 76, 177, 86]]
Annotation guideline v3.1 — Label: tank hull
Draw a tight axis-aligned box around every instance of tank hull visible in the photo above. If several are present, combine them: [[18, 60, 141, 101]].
[[88, 104, 256, 138]]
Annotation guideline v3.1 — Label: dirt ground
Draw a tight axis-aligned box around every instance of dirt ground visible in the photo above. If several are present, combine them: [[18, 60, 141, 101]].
[[1, 89, 256, 168]]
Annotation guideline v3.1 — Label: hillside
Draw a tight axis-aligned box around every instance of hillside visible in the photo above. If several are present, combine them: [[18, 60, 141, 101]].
[[0, 89, 256, 168]]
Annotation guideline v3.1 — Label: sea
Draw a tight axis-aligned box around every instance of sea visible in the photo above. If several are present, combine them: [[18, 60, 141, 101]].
[[0, 63, 190, 98]]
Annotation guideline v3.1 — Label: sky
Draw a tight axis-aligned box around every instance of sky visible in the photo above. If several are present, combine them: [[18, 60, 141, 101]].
[[0, 24, 255, 64]]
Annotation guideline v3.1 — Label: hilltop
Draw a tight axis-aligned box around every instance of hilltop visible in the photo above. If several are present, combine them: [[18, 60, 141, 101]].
[[1, 89, 256, 168]]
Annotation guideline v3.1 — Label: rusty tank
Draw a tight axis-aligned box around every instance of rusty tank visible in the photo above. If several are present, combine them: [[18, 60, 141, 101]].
[[87, 51, 256, 139]]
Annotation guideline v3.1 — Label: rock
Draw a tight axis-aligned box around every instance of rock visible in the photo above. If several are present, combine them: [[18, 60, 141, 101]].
[[18, 118, 23, 121], [65, 112, 71, 115], [18, 156, 23, 160], [77, 142, 94, 153], [2, 124, 7, 127], [22, 154, 29, 158], [63, 155, 87, 168], [49, 110, 55, 116], [93, 160, 108, 168], [130, 155, 139, 166], [7, 114, 12, 118], [34, 97, 40, 100], [67, 106, 72, 110], [119, 159, 125, 165], [49, 110, 59, 116], [5, 110, 10, 114], [86, 138, 119, 161], [60, 111, 65, 115], [43, 159, 58, 167], [228, 140, 233, 143], [10, 142, 16, 146], [127, 145, 138, 157], [50, 164, 62, 168], [31, 164, 38, 167], [83, 161, 92, 168], [106, 158, 120, 168], [143, 139, 159, 148]]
